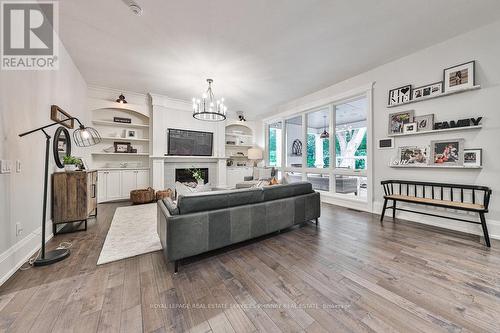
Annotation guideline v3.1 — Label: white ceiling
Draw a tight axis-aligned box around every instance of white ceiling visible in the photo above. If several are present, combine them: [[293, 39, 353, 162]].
[[59, 0, 500, 119]]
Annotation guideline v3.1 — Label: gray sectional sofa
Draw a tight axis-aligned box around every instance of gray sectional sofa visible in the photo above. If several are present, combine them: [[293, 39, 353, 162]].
[[157, 182, 321, 272]]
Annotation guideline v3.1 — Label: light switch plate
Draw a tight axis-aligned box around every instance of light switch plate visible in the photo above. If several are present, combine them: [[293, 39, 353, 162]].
[[0, 160, 12, 174], [16, 160, 21, 173]]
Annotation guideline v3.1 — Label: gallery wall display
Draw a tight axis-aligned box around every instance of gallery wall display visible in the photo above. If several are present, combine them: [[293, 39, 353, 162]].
[[398, 146, 429, 165], [388, 85, 412, 106], [443, 61, 475, 92], [434, 117, 482, 130], [403, 122, 417, 134], [464, 148, 482, 167], [414, 114, 434, 132], [412, 82, 442, 100], [430, 139, 465, 166], [388, 110, 414, 135], [387, 60, 477, 107]]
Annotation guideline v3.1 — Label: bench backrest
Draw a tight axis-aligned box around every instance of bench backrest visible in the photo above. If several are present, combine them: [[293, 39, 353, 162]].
[[381, 180, 492, 210]]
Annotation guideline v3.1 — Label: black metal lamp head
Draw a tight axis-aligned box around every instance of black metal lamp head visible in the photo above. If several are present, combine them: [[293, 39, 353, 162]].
[[116, 94, 127, 104], [73, 124, 101, 147]]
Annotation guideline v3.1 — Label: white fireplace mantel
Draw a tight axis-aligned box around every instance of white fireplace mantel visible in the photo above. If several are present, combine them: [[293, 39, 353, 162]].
[[151, 155, 228, 190]]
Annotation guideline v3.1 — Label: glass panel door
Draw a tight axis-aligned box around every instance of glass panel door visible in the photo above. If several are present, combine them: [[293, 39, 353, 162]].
[[268, 121, 282, 167], [306, 107, 330, 169], [285, 116, 303, 168]]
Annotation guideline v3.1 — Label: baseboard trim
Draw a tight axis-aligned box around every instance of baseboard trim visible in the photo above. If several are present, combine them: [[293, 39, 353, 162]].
[[0, 225, 53, 286]]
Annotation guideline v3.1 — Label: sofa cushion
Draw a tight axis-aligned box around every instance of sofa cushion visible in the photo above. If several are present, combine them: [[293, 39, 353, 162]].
[[177, 188, 263, 215], [162, 197, 179, 215], [262, 181, 313, 201]]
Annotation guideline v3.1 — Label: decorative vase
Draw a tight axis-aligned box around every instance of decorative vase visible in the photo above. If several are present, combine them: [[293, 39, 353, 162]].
[[197, 179, 204, 186], [65, 164, 77, 172]]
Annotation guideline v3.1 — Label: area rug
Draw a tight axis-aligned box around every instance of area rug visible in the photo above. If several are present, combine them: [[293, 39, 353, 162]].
[[97, 203, 161, 265]]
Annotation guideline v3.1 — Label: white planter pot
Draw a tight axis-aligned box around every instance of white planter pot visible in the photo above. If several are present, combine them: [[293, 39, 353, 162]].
[[65, 164, 77, 172]]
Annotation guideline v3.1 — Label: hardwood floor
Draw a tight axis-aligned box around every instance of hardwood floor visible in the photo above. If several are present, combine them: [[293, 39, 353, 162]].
[[1, 202, 499, 333]]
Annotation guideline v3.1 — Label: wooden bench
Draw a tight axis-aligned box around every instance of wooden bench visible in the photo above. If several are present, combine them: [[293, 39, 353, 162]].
[[380, 180, 492, 247]]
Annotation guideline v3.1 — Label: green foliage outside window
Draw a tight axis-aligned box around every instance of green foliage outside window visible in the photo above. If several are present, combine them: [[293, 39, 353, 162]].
[[269, 128, 277, 166]]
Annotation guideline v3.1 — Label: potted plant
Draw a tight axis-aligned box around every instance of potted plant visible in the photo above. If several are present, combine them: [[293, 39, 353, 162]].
[[190, 168, 205, 186], [63, 156, 80, 171]]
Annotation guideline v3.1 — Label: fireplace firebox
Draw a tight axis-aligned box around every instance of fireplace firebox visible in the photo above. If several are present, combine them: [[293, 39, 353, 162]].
[[175, 168, 209, 184]]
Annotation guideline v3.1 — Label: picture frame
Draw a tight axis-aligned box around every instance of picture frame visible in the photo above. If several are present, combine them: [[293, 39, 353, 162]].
[[412, 82, 443, 100], [388, 84, 412, 106], [114, 142, 131, 153], [126, 129, 136, 138], [398, 146, 429, 165], [378, 138, 394, 150], [431, 139, 464, 166], [443, 61, 475, 92], [403, 122, 417, 134], [463, 148, 482, 167], [388, 110, 415, 135], [50, 105, 74, 129], [414, 114, 434, 132]]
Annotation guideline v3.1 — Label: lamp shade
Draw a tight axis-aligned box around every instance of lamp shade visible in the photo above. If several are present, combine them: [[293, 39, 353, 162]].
[[247, 148, 263, 160]]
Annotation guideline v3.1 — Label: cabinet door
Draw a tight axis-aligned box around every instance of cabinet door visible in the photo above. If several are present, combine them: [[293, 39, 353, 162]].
[[136, 170, 149, 189], [97, 171, 106, 203], [226, 169, 239, 187], [106, 171, 122, 200], [121, 170, 137, 198]]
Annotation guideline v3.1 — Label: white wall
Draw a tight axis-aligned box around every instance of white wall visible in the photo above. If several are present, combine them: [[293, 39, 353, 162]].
[[0, 41, 88, 285], [269, 20, 500, 238]]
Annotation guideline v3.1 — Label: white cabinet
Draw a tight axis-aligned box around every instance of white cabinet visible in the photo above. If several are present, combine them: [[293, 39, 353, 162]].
[[226, 167, 253, 187], [97, 169, 150, 203], [121, 170, 138, 198], [136, 170, 150, 188]]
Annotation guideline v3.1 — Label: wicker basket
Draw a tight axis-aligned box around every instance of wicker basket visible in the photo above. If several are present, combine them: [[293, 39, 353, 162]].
[[130, 187, 155, 204], [156, 189, 173, 201]]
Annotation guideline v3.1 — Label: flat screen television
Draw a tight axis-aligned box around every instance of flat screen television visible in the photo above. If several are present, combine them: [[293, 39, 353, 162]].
[[167, 128, 213, 156]]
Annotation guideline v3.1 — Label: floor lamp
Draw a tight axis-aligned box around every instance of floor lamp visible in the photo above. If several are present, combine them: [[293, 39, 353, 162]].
[[19, 117, 101, 266]]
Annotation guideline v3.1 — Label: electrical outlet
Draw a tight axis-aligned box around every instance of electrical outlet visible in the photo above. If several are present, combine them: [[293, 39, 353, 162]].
[[0, 160, 11, 174], [16, 160, 21, 173], [16, 222, 23, 236]]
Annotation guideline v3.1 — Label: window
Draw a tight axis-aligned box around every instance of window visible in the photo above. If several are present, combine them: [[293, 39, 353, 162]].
[[306, 108, 330, 168], [335, 175, 367, 200], [285, 116, 303, 167], [268, 122, 282, 167], [335, 98, 367, 170]]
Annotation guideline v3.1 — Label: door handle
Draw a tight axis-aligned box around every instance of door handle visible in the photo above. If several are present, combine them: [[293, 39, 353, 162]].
[[92, 184, 96, 198]]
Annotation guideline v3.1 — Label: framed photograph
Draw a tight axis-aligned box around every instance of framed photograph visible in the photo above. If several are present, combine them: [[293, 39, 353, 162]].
[[414, 114, 434, 132], [443, 61, 475, 92], [403, 122, 417, 134], [388, 110, 415, 135], [412, 82, 443, 100], [398, 146, 429, 165], [50, 105, 74, 129], [114, 142, 131, 153], [126, 129, 136, 138], [431, 139, 464, 166], [388, 85, 412, 106], [378, 138, 394, 150], [463, 148, 482, 167]]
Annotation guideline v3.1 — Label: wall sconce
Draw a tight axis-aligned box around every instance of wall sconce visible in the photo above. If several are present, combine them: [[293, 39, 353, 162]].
[[116, 94, 127, 104]]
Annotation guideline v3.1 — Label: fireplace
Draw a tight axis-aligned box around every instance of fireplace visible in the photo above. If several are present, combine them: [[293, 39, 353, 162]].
[[175, 168, 209, 184]]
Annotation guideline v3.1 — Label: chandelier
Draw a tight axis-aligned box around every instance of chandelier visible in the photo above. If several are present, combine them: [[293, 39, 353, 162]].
[[192, 79, 227, 121]]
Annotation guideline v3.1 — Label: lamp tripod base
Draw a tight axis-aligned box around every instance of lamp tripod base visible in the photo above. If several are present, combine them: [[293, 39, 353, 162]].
[[33, 249, 70, 266]]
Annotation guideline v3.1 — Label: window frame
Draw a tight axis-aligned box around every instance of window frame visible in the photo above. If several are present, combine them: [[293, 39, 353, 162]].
[[264, 83, 373, 211]]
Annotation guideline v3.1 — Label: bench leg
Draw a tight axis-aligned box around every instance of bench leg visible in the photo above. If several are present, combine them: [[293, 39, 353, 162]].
[[392, 200, 397, 219], [380, 198, 388, 222], [479, 213, 491, 247]]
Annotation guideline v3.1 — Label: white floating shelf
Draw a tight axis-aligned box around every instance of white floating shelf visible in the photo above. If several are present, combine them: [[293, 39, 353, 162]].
[[229, 155, 248, 158], [92, 152, 149, 156], [226, 133, 252, 138], [92, 120, 149, 129], [387, 85, 481, 108], [388, 125, 482, 137], [390, 165, 482, 169], [100, 136, 150, 142]]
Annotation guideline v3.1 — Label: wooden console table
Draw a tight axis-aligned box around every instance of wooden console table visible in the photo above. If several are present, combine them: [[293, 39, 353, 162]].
[[52, 170, 97, 235]]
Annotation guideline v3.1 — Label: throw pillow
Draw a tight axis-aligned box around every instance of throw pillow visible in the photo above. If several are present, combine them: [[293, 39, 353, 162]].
[[269, 177, 278, 185], [162, 197, 179, 215]]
